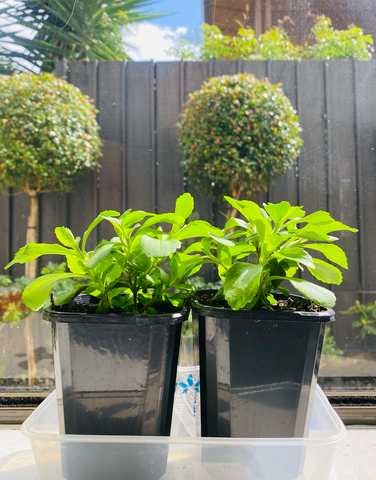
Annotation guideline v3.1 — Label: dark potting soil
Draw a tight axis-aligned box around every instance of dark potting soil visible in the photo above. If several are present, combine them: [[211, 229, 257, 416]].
[[194, 292, 325, 312], [52, 301, 181, 316]]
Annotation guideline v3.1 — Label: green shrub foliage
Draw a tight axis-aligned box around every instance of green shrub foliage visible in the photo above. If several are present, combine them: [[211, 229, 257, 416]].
[[0, 73, 102, 194], [179, 73, 303, 202], [169, 16, 373, 61]]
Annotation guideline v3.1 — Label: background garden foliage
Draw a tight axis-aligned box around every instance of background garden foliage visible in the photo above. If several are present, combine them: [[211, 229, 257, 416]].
[[0, 72, 102, 194], [0, 0, 165, 73], [169, 16, 374, 61], [179, 73, 303, 203]]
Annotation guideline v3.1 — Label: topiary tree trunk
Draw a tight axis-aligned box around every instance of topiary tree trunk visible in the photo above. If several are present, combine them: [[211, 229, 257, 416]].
[[24, 188, 39, 386]]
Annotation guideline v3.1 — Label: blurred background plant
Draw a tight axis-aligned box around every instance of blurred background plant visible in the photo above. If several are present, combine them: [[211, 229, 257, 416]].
[[342, 300, 376, 340], [179, 73, 303, 218], [0, 0, 166, 73], [0, 72, 102, 385], [322, 326, 344, 359], [168, 15, 373, 61]]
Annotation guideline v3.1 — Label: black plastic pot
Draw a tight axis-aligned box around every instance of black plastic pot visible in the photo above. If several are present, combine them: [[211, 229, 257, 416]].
[[44, 305, 187, 437], [193, 293, 334, 439]]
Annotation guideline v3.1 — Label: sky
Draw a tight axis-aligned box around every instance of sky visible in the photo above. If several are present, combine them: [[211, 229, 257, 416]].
[[0, 0, 204, 64], [126, 0, 203, 61]]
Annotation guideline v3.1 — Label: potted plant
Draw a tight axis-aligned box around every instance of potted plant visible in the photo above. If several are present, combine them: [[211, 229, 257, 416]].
[[5, 192, 219, 437], [0, 72, 102, 386], [178, 73, 303, 219], [188, 197, 357, 438]]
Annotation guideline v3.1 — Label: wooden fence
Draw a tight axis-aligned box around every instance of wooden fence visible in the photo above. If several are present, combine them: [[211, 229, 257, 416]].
[[1, 59, 376, 353]]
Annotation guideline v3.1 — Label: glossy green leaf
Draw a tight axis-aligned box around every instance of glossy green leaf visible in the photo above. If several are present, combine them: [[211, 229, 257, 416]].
[[5, 243, 75, 268], [23, 273, 87, 310], [86, 243, 115, 268], [175, 193, 194, 220], [82, 211, 119, 252], [308, 258, 343, 285], [140, 236, 181, 258], [278, 247, 315, 268], [55, 227, 77, 248], [224, 263, 263, 310], [304, 244, 348, 269], [288, 278, 336, 308], [209, 232, 235, 246], [174, 220, 222, 241], [263, 201, 290, 223]]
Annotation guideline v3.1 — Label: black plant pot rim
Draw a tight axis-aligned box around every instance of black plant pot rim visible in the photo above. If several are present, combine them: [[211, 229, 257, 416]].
[[43, 308, 188, 326], [192, 291, 335, 323]]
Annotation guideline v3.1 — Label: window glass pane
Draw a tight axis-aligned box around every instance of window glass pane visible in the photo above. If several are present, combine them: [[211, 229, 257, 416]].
[[0, 1, 375, 397]]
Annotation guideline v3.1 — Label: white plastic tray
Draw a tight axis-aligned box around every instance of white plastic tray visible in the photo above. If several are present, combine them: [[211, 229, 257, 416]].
[[21, 385, 345, 480]]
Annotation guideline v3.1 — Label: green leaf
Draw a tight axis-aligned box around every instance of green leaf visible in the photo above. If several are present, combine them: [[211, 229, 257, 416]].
[[86, 243, 115, 268], [225, 217, 248, 231], [67, 256, 86, 274], [158, 267, 170, 286], [278, 247, 315, 268], [288, 279, 336, 308], [82, 211, 119, 252], [263, 201, 290, 223], [304, 244, 348, 269], [175, 193, 194, 219], [308, 259, 343, 285], [167, 293, 186, 308], [174, 220, 223, 241], [302, 211, 334, 225], [5, 243, 75, 268], [277, 286, 290, 297], [224, 263, 263, 310], [209, 233, 235, 246], [23, 273, 87, 311], [140, 236, 182, 258], [54, 287, 85, 306], [55, 227, 77, 248], [125, 249, 152, 272], [142, 213, 185, 230]]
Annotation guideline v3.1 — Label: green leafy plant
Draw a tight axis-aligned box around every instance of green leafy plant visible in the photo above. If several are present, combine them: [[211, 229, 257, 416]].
[[309, 16, 373, 60], [0, 0, 166, 72], [169, 17, 373, 61], [342, 300, 376, 339], [322, 326, 344, 358], [188, 198, 357, 310], [179, 74, 303, 215], [0, 72, 102, 278], [5, 193, 220, 314]]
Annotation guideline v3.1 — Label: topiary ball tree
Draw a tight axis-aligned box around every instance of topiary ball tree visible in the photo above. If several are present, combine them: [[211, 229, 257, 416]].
[[179, 73, 303, 218], [0, 72, 102, 279]]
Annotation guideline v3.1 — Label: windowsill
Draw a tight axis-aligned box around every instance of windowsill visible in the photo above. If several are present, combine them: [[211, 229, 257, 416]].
[[0, 426, 375, 480]]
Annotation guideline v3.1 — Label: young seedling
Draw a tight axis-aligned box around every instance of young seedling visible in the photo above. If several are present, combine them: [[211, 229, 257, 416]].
[[187, 198, 358, 310], [5, 194, 219, 315]]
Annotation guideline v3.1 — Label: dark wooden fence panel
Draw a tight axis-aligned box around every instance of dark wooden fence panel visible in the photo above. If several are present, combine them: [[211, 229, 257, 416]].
[[297, 61, 327, 215], [155, 62, 184, 214], [3, 59, 376, 356], [325, 60, 361, 352], [65, 61, 99, 248], [184, 62, 213, 225], [353, 60, 376, 353], [268, 61, 298, 206], [97, 61, 126, 240], [241, 60, 268, 207], [126, 62, 155, 213], [354, 60, 376, 293]]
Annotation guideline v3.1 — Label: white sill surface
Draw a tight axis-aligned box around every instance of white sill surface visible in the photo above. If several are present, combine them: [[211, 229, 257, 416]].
[[0, 427, 375, 480]]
